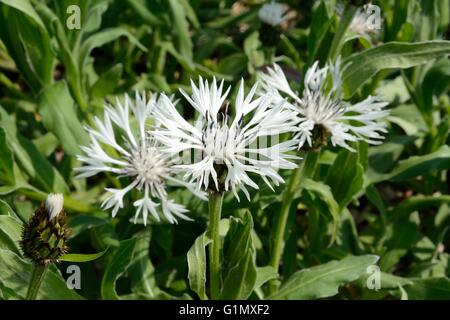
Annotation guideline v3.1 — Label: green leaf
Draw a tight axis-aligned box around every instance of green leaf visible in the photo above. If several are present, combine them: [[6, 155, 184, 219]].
[[0, 106, 69, 193], [0, 215, 22, 255], [302, 179, 340, 243], [358, 271, 413, 289], [420, 58, 450, 115], [101, 238, 137, 300], [254, 266, 278, 290], [342, 41, 450, 97], [38, 81, 90, 156], [60, 248, 108, 263], [220, 211, 257, 300], [68, 214, 108, 238], [0, 0, 54, 93], [390, 195, 450, 221], [80, 27, 147, 70], [178, 0, 200, 29], [168, 0, 193, 61], [90, 64, 123, 99], [126, 0, 163, 26], [268, 255, 379, 299], [81, 1, 110, 34], [379, 215, 419, 272], [0, 0, 45, 28], [405, 277, 450, 299], [218, 53, 248, 78], [367, 145, 450, 184], [0, 249, 83, 299], [0, 199, 19, 219], [128, 229, 158, 298], [0, 127, 15, 185], [326, 149, 364, 209], [187, 232, 211, 300], [307, 1, 332, 65]]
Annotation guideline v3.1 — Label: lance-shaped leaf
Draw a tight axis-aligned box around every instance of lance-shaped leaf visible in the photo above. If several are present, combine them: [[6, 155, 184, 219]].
[[101, 238, 137, 300], [39, 81, 90, 156], [220, 211, 257, 300], [187, 232, 211, 300], [268, 255, 379, 299], [342, 41, 450, 97]]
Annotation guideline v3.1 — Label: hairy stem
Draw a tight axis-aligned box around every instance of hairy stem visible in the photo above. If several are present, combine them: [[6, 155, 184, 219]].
[[268, 151, 319, 294], [208, 190, 224, 300], [26, 264, 48, 300]]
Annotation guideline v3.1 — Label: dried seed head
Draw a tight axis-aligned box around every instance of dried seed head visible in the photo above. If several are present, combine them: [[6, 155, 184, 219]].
[[20, 193, 70, 266]]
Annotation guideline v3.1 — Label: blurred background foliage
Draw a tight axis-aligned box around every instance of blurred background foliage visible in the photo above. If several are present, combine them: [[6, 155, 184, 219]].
[[0, 0, 450, 300]]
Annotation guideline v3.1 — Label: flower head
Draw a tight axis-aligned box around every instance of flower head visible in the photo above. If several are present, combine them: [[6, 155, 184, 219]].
[[258, 1, 288, 27], [21, 193, 70, 266], [349, 4, 380, 36], [152, 77, 299, 201], [76, 92, 205, 225], [336, 2, 381, 37], [260, 58, 389, 152]]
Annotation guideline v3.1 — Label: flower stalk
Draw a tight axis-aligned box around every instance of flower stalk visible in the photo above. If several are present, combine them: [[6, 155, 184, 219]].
[[207, 190, 224, 300], [26, 264, 48, 300], [268, 151, 319, 294], [327, 4, 357, 61]]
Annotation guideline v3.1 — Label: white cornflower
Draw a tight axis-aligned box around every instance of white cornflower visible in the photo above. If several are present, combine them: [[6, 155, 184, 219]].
[[336, 3, 381, 37], [45, 193, 64, 220], [260, 58, 389, 152], [258, 1, 288, 27], [75, 92, 205, 225], [349, 5, 379, 36], [152, 77, 299, 201]]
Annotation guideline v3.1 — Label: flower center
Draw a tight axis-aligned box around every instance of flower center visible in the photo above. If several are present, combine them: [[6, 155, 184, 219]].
[[303, 90, 345, 124], [201, 120, 240, 164], [129, 145, 168, 189]]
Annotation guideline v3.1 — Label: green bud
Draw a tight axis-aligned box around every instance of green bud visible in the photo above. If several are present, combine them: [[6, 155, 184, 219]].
[[20, 194, 70, 266]]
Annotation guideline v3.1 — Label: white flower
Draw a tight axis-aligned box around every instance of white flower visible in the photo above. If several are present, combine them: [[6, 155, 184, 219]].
[[349, 5, 376, 35], [259, 58, 389, 152], [336, 3, 381, 37], [75, 92, 205, 225], [45, 193, 64, 220], [258, 1, 287, 27], [152, 77, 299, 201]]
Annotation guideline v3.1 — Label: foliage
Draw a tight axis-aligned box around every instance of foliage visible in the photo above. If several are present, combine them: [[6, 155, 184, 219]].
[[0, 0, 450, 300]]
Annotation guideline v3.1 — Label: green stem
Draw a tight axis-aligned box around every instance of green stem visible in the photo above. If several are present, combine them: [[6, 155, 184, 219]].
[[327, 4, 357, 62], [207, 190, 223, 300], [266, 46, 276, 65], [268, 151, 319, 294], [26, 264, 48, 300]]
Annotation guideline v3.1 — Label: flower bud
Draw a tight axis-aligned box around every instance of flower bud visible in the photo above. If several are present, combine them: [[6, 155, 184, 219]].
[[20, 193, 70, 266]]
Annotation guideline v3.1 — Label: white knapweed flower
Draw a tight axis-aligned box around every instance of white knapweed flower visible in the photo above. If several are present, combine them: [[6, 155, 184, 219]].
[[152, 77, 299, 201], [349, 5, 380, 36], [336, 3, 381, 37], [258, 1, 287, 27], [45, 193, 64, 220], [260, 57, 389, 152], [75, 92, 205, 225]]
